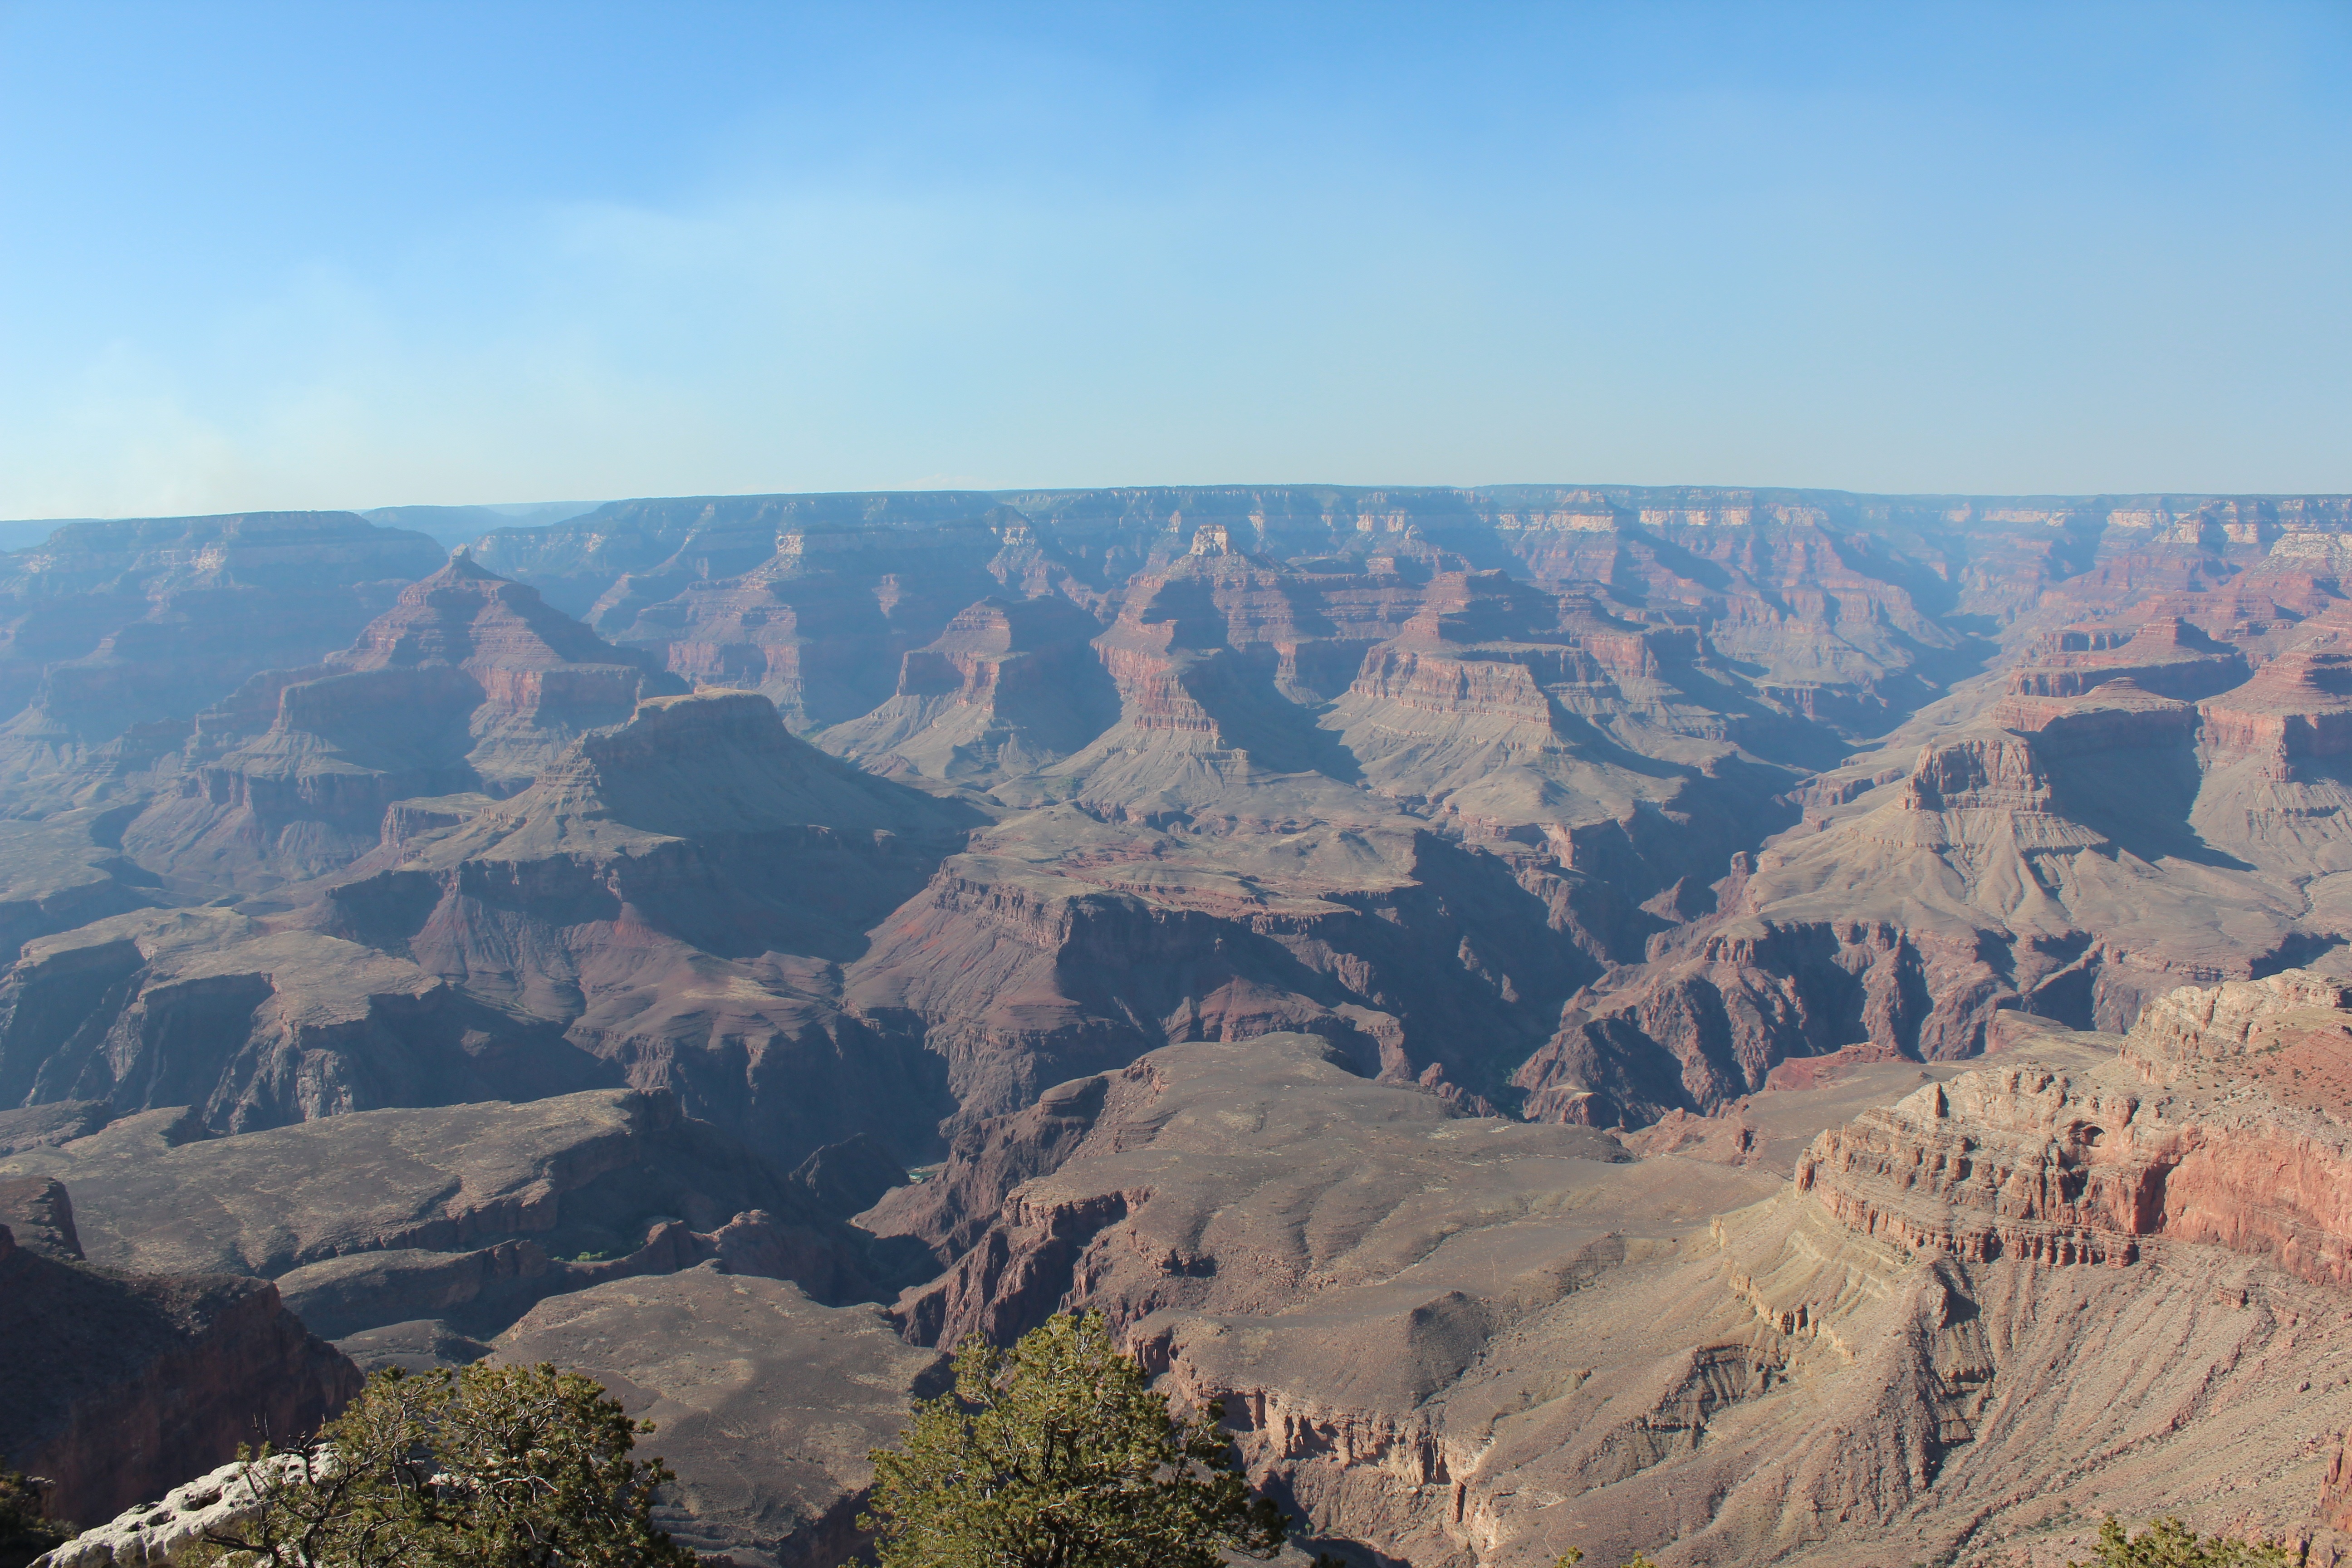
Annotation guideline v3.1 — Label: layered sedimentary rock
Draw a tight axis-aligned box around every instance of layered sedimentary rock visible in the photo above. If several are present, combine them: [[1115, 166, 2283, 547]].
[[23, 486, 2352, 1566], [840, 803, 1634, 1126], [313, 690, 982, 1166], [0, 1189, 359, 1528], [819, 595, 1118, 782], [0, 907, 607, 1134], [2199, 647, 2352, 774], [14, 485, 2352, 1156], [1797, 969, 2352, 1286], [1524, 608, 2352, 1127], [0, 513, 443, 789], [0, 1088, 892, 1343], [894, 987, 2352, 1567], [518, 498, 1024, 730], [2005, 616, 2249, 700], [1323, 570, 1792, 897], [113, 554, 682, 895], [879, 1034, 1684, 1351]]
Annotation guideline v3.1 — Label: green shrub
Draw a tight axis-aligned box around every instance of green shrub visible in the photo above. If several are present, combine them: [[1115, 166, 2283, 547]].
[[857, 1309, 1288, 1568], [186, 1361, 692, 1568], [0, 1470, 71, 1568], [2068, 1515, 2294, 1568]]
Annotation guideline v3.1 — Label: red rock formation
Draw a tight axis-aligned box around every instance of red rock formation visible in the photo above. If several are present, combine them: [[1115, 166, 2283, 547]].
[[820, 595, 1118, 781], [1989, 676, 2197, 754], [2007, 616, 2249, 701], [313, 692, 980, 1165], [0, 1201, 360, 1527], [2200, 647, 2352, 775], [1794, 970, 2352, 1289], [114, 555, 682, 895], [0, 512, 442, 769]]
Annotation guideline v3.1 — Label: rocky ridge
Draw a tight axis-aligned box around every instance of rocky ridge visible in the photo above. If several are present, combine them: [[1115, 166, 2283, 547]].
[[870, 978, 2352, 1567], [0, 1178, 358, 1531], [16, 488, 2352, 1564]]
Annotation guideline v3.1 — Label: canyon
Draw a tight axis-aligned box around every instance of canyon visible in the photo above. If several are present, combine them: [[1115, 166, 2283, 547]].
[[10, 484, 2352, 1565]]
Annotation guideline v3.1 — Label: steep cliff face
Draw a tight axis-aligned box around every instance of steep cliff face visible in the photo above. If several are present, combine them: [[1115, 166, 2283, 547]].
[[1796, 970, 2352, 1287], [310, 692, 981, 1166], [22, 486, 2352, 1565], [888, 985, 2352, 1568], [553, 505, 1014, 730], [1322, 571, 1793, 901], [819, 595, 1119, 782], [0, 907, 607, 1134], [1526, 610, 2352, 1127], [113, 555, 683, 896], [840, 808, 1630, 1127], [0, 513, 444, 798], [2199, 647, 2352, 774], [0, 1198, 360, 1529], [2006, 616, 2249, 700]]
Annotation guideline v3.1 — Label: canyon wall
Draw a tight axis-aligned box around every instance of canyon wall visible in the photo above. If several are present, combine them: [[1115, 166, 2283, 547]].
[[13, 490, 2352, 1563]]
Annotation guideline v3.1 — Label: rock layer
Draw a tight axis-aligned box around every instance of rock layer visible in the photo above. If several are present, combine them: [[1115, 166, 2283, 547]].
[[0, 1200, 359, 1529]]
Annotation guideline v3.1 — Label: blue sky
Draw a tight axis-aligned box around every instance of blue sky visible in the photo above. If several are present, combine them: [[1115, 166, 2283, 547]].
[[1, 1, 2346, 516]]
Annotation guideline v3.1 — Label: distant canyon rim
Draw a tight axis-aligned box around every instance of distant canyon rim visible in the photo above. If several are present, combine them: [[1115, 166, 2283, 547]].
[[10, 484, 2352, 1567]]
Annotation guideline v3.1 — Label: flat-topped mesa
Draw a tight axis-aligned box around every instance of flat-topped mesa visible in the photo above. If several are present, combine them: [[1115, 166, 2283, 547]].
[[323, 552, 676, 742], [1795, 969, 2352, 1289], [2119, 968, 2352, 1085], [1343, 575, 1692, 729], [820, 596, 1119, 783], [2006, 616, 2250, 701], [1899, 731, 2057, 814], [2198, 647, 2352, 777], [1989, 676, 2198, 756], [113, 554, 689, 894]]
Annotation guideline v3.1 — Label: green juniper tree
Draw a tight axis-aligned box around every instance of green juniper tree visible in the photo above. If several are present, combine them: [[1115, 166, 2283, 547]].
[[857, 1309, 1289, 1568], [187, 1361, 693, 1568], [2068, 1515, 2293, 1568], [0, 1470, 70, 1568]]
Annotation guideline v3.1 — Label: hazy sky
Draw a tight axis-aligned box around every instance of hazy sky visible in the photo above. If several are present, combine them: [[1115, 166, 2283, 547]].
[[2, 2, 2347, 517]]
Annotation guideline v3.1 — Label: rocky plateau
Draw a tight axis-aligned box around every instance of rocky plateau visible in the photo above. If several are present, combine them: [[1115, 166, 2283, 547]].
[[12, 485, 2352, 1564]]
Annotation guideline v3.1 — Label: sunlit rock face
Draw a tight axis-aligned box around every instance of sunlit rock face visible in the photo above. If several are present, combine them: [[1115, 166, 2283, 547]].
[[21, 487, 2352, 1563]]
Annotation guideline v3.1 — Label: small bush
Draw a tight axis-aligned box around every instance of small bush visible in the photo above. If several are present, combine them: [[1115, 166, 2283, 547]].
[[858, 1309, 1288, 1568], [0, 1470, 71, 1568], [186, 1361, 692, 1568], [2068, 1514, 2294, 1568]]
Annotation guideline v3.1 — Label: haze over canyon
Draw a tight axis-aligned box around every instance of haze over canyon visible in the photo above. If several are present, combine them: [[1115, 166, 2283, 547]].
[[11, 483, 2352, 1567]]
